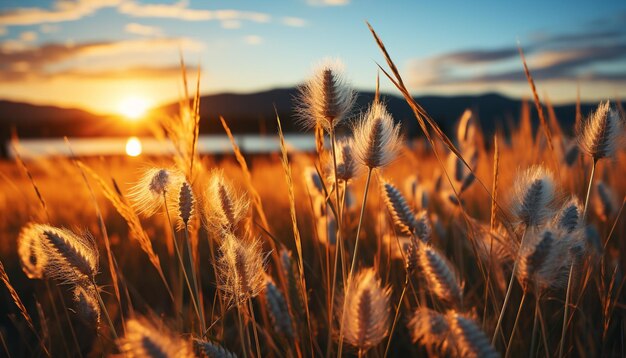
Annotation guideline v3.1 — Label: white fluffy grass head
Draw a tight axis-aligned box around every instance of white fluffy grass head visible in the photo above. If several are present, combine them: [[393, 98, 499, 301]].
[[296, 59, 356, 132], [417, 241, 463, 307], [510, 165, 556, 229], [129, 168, 185, 217], [118, 316, 194, 358], [328, 136, 359, 182], [353, 101, 402, 169], [73, 283, 100, 326], [446, 311, 499, 358], [202, 170, 249, 237], [578, 101, 624, 160], [554, 196, 583, 234], [338, 267, 391, 352], [216, 234, 267, 304], [18, 224, 98, 283], [407, 307, 451, 353]]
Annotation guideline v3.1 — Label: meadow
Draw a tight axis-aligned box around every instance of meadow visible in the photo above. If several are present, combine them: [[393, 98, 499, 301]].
[[0, 26, 625, 358]]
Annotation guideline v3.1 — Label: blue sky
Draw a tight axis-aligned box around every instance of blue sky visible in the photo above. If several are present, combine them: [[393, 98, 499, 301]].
[[0, 0, 625, 114]]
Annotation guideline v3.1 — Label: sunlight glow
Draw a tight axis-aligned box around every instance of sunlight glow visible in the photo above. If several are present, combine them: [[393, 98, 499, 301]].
[[125, 137, 142, 157], [118, 96, 151, 120]]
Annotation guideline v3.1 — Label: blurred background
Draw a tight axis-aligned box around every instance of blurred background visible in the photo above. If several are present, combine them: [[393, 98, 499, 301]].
[[1, 0, 625, 157]]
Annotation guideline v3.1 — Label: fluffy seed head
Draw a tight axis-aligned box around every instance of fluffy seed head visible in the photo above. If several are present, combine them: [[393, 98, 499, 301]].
[[18, 224, 98, 283], [404, 175, 429, 211], [407, 307, 451, 353], [17, 224, 48, 279], [265, 277, 294, 338], [203, 171, 249, 237], [447, 148, 477, 194], [329, 137, 359, 182], [73, 283, 100, 326], [216, 235, 267, 303], [554, 196, 583, 234], [297, 59, 356, 132], [382, 181, 418, 236], [130, 168, 184, 217], [446, 311, 499, 358], [338, 268, 391, 352], [118, 317, 194, 358], [303, 166, 324, 197], [518, 229, 554, 289], [193, 339, 238, 358], [578, 101, 624, 160], [593, 181, 618, 221], [353, 101, 402, 169], [417, 241, 463, 307], [510, 166, 556, 228], [176, 181, 195, 229]]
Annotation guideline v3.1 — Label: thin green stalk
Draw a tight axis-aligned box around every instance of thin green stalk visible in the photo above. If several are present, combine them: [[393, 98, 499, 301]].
[[505, 290, 527, 358], [248, 298, 262, 358], [558, 265, 574, 358], [492, 228, 528, 345], [529, 294, 540, 358], [337, 167, 373, 357], [163, 194, 202, 331], [384, 275, 409, 358], [326, 129, 345, 358], [184, 226, 206, 333], [91, 280, 118, 341]]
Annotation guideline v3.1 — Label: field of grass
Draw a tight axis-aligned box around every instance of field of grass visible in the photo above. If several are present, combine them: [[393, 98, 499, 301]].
[[0, 27, 625, 358]]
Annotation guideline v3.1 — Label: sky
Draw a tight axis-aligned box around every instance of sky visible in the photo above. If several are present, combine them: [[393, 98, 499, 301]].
[[0, 0, 625, 115]]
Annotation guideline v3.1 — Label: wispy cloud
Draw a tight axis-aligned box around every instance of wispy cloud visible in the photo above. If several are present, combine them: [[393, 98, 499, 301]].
[[282, 17, 307, 27], [0, 37, 204, 82], [407, 28, 626, 88], [0, 0, 122, 26], [244, 35, 263, 46], [118, 1, 270, 23], [125, 23, 163, 36], [307, 0, 350, 6]]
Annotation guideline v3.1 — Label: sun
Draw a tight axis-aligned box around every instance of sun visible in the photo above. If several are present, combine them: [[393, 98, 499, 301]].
[[125, 137, 142, 157], [118, 96, 151, 120]]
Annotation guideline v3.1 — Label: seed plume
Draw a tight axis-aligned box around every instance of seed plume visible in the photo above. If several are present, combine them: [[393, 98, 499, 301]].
[[338, 267, 391, 353], [407, 307, 451, 353], [118, 317, 194, 358], [446, 311, 499, 358], [382, 181, 418, 236], [554, 196, 583, 234], [193, 339, 238, 358], [578, 101, 624, 160], [265, 277, 294, 338], [353, 101, 402, 169], [328, 136, 358, 182], [417, 241, 463, 307], [216, 234, 267, 303], [18, 224, 98, 283], [203, 170, 249, 237], [130, 168, 184, 217], [296, 59, 355, 132], [510, 166, 556, 228], [73, 283, 100, 326]]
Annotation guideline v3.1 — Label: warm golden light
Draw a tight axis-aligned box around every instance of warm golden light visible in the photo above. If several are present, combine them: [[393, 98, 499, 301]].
[[125, 136, 142, 157], [118, 96, 151, 120]]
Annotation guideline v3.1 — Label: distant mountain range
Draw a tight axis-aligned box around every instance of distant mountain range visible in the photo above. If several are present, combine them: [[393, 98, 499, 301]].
[[0, 88, 618, 147]]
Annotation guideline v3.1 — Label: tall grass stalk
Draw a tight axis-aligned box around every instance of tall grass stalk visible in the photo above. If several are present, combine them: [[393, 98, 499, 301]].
[[163, 194, 202, 332], [384, 275, 409, 358], [492, 229, 528, 345], [504, 290, 527, 358], [337, 166, 373, 357]]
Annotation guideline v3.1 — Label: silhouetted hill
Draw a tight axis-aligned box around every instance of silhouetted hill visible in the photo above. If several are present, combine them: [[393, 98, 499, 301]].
[[1, 89, 620, 147]]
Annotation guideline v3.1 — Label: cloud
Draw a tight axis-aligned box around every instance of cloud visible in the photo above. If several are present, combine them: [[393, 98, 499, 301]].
[[221, 20, 241, 29], [244, 35, 263, 45], [0, 0, 122, 26], [407, 29, 626, 88], [0, 37, 204, 82], [40, 24, 60, 34], [125, 23, 163, 36], [20, 31, 38, 42], [282, 17, 307, 27], [307, 0, 350, 6], [118, 1, 270, 23]]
